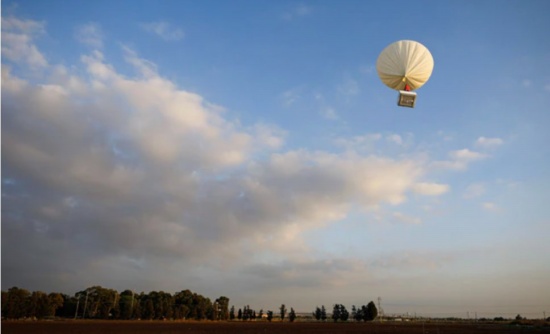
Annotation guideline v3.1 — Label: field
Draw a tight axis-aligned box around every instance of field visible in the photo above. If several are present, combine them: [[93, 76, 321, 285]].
[[2, 320, 549, 334]]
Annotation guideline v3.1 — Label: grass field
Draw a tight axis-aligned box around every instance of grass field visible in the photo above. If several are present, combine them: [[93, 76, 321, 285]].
[[2, 320, 548, 334]]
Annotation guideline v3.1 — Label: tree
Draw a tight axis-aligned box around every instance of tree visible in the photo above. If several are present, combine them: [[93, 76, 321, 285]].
[[332, 304, 341, 322], [28, 291, 50, 319], [118, 290, 134, 320], [5, 287, 31, 319], [237, 308, 242, 320], [174, 290, 193, 320], [267, 310, 274, 322], [258, 309, 264, 320], [215, 296, 230, 320], [332, 304, 349, 322], [340, 305, 349, 321], [230, 305, 235, 320], [366, 301, 378, 321], [142, 297, 155, 320], [313, 306, 322, 321], [280, 304, 287, 321], [47, 293, 64, 318], [77, 286, 119, 319], [132, 294, 142, 319], [193, 294, 212, 320], [289, 307, 296, 322], [321, 305, 327, 321]]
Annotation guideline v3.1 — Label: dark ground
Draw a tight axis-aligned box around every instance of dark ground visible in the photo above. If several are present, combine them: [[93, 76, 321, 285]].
[[2, 320, 549, 334]]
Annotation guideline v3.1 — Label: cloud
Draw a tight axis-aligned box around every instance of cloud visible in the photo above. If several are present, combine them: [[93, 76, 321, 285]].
[[475, 136, 503, 149], [321, 106, 338, 120], [280, 87, 302, 107], [482, 202, 499, 212], [141, 21, 184, 41], [282, 4, 311, 20], [392, 212, 422, 225], [1, 16, 47, 68], [359, 64, 374, 74], [463, 183, 486, 199], [334, 133, 381, 152], [545, 84, 550, 92], [337, 75, 359, 96], [371, 251, 454, 270], [412, 182, 449, 196], [450, 149, 485, 161], [386, 134, 403, 145], [252, 124, 286, 150], [314, 93, 339, 120], [75, 23, 103, 48], [432, 148, 486, 171], [2, 32, 451, 293]]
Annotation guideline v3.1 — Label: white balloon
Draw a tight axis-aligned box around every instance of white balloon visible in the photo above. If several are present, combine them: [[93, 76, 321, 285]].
[[376, 40, 434, 91]]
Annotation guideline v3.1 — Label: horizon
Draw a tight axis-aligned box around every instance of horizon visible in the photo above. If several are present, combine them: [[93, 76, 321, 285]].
[[2, 0, 549, 319]]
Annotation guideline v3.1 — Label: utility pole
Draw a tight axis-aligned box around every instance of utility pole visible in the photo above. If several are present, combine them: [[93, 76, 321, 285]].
[[74, 294, 80, 319], [83, 291, 89, 319], [111, 292, 118, 318]]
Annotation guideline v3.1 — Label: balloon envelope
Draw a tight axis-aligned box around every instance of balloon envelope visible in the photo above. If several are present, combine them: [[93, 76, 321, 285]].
[[376, 40, 434, 91]]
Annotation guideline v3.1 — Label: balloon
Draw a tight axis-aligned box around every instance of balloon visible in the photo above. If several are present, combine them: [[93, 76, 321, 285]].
[[376, 40, 434, 91]]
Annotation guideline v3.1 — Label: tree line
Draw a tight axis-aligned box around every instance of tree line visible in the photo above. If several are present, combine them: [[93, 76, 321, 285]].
[[313, 301, 378, 322], [2, 286, 378, 323], [228, 304, 298, 322], [1, 286, 229, 321]]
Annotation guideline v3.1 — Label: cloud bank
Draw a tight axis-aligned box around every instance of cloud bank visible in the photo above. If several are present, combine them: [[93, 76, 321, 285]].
[[2, 16, 471, 306]]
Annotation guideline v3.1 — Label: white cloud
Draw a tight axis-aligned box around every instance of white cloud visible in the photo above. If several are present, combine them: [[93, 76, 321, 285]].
[[463, 183, 486, 199], [371, 250, 453, 270], [75, 23, 103, 48], [392, 212, 422, 225], [282, 4, 311, 20], [2, 16, 44, 34], [3, 36, 454, 293], [437, 130, 454, 142], [386, 134, 403, 145], [433, 148, 487, 171], [482, 202, 499, 212], [4, 19, 500, 303], [141, 21, 184, 41], [544, 84, 550, 93], [359, 64, 374, 74], [412, 182, 449, 196], [337, 75, 359, 96], [450, 149, 486, 161], [1, 16, 47, 68], [314, 93, 339, 120], [281, 87, 302, 107], [475, 136, 503, 149], [252, 124, 286, 150], [334, 133, 381, 152], [321, 106, 338, 120]]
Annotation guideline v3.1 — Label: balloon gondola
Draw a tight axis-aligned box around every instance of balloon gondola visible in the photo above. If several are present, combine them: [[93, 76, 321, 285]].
[[376, 40, 434, 108]]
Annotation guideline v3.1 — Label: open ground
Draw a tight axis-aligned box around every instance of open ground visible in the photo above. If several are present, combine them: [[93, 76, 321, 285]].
[[3, 320, 549, 334]]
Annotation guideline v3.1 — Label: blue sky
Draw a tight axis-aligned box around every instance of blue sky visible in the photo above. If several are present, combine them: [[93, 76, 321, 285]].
[[2, 0, 550, 318]]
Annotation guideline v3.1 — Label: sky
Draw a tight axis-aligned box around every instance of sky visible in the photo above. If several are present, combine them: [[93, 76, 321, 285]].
[[2, 0, 550, 318]]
